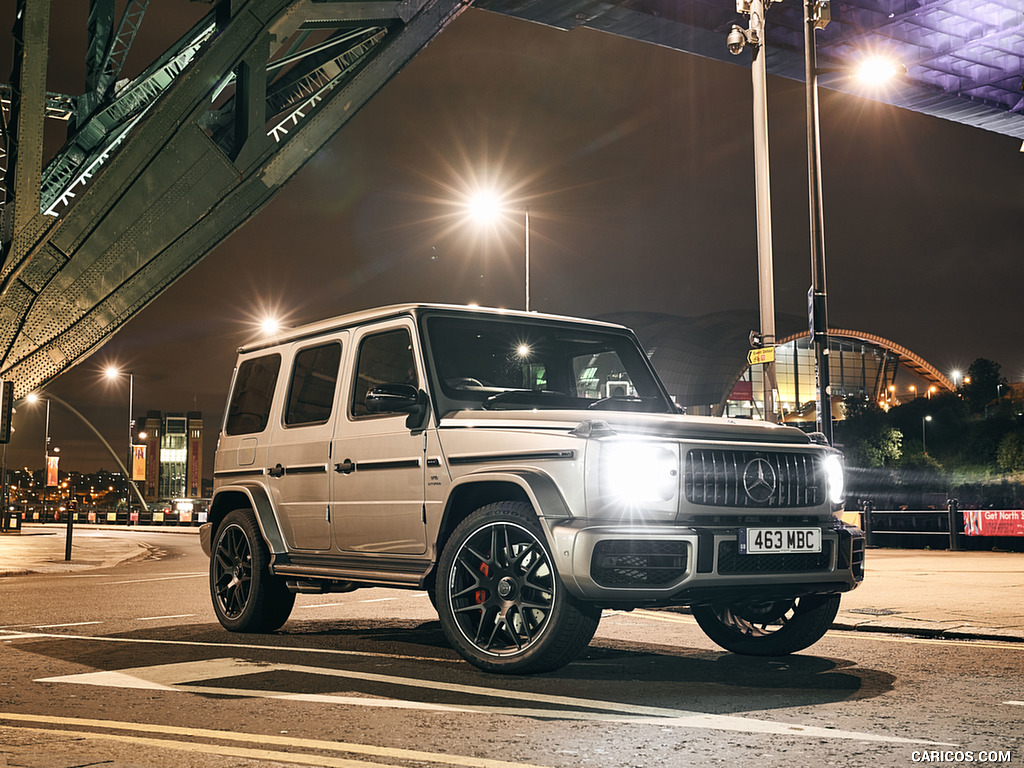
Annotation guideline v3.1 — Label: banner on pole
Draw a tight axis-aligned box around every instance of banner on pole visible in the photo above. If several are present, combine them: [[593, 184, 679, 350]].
[[132, 444, 147, 482], [46, 455, 59, 487]]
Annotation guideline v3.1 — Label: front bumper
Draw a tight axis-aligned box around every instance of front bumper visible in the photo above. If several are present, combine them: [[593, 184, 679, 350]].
[[547, 518, 864, 608]]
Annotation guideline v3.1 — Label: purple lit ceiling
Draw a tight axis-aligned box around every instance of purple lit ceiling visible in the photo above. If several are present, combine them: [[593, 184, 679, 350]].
[[476, 0, 1024, 140]]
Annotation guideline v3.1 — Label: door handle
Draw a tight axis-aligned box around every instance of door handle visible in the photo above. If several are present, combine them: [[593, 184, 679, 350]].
[[268, 463, 285, 478], [334, 459, 356, 475]]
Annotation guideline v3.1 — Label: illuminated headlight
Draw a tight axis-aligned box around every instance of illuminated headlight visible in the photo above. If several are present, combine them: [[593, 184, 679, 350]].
[[601, 441, 679, 504], [823, 454, 845, 506]]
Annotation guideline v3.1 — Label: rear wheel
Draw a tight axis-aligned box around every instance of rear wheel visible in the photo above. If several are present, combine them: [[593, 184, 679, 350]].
[[437, 502, 600, 674], [210, 509, 295, 632], [692, 594, 840, 656]]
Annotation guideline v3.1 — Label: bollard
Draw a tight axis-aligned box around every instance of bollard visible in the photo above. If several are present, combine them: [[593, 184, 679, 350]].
[[862, 500, 874, 548], [947, 498, 963, 551]]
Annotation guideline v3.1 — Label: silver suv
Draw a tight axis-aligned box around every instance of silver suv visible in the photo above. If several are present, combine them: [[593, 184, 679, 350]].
[[201, 304, 863, 674]]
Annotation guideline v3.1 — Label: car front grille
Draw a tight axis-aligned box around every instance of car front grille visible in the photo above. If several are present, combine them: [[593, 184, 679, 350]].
[[590, 540, 688, 587], [685, 449, 824, 508], [717, 540, 833, 574]]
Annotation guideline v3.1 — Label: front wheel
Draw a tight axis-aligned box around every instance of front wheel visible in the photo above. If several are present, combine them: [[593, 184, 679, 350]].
[[436, 502, 600, 674], [692, 594, 841, 656], [210, 509, 295, 632]]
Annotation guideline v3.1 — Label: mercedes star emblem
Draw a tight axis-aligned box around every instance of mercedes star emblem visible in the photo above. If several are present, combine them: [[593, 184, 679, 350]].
[[742, 457, 778, 504]]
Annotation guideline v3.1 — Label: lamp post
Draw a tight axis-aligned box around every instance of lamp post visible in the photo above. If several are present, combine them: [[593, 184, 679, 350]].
[[922, 414, 932, 455], [467, 192, 531, 311], [727, 0, 778, 424], [804, 0, 834, 444], [803, 4, 906, 442], [105, 367, 135, 516]]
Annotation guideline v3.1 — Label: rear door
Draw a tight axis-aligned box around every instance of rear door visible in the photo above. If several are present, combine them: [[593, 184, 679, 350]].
[[265, 334, 346, 551], [331, 320, 427, 555]]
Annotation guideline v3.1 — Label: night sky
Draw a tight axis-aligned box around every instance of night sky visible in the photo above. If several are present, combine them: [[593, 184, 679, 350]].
[[3, 3, 1022, 477]]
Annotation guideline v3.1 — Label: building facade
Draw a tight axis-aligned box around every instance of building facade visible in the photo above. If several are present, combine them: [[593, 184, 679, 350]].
[[135, 410, 203, 503]]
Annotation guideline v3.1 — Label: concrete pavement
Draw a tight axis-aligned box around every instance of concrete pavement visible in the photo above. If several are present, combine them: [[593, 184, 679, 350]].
[[2, 525, 1023, 643]]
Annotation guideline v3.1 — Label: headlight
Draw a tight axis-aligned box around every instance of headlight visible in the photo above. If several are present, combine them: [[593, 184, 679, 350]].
[[601, 441, 679, 504], [823, 453, 845, 506]]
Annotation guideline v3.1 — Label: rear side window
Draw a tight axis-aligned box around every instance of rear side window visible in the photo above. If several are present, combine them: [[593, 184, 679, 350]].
[[285, 342, 342, 426], [225, 354, 281, 435]]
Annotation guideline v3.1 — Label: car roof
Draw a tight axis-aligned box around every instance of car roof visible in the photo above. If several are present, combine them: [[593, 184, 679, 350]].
[[237, 303, 631, 354]]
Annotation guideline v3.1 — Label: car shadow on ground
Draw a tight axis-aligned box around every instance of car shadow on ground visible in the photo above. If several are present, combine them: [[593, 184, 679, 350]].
[[16, 616, 894, 717]]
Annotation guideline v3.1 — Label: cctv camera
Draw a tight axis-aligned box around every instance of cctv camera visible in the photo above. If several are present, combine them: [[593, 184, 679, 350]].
[[727, 25, 747, 55]]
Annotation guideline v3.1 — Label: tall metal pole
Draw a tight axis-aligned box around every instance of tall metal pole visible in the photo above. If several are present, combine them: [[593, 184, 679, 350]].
[[127, 372, 134, 518], [805, 0, 833, 444], [524, 207, 530, 312], [749, 0, 777, 423]]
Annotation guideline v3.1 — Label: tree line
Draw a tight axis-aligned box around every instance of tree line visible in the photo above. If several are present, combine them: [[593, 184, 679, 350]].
[[833, 358, 1023, 510]]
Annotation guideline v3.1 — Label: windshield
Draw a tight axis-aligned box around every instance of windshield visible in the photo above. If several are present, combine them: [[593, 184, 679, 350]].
[[423, 314, 674, 414]]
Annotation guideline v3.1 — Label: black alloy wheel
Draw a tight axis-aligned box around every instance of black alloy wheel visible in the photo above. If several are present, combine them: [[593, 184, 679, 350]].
[[692, 594, 841, 656], [210, 508, 294, 632], [437, 501, 600, 674]]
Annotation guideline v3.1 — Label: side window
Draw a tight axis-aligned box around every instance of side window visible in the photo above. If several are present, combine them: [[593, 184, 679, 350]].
[[351, 328, 417, 418], [225, 354, 281, 435], [285, 342, 342, 426]]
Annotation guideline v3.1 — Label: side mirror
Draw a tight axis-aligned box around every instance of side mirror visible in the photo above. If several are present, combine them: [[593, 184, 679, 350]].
[[365, 384, 429, 431]]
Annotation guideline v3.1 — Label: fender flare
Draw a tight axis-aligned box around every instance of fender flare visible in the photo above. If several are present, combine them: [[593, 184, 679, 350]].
[[441, 469, 575, 554], [209, 482, 287, 554]]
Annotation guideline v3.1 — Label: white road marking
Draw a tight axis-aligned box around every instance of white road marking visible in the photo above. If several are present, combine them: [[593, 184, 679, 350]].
[[0, 713, 550, 768], [99, 573, 205, 586], [31, 621, 103, 629], [358, 597, 399, 603], [297, 603, 349, 609], [1004, 701, 1024, 706], [0, 629, 446, 663], [36, 657, 947, 744], [136, 614, 196, 621]]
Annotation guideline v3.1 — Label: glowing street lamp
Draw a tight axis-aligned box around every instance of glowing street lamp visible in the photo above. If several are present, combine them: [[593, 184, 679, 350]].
[[105, 367, 135, 514], [853, 56, 906, 86], [466, 190, 531, 312], [803, 0, 905, 444], [922, 414, 933, 455]]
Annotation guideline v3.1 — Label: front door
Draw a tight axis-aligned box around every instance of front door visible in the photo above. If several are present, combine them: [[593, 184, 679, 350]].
[[331, 320, 427, 555]]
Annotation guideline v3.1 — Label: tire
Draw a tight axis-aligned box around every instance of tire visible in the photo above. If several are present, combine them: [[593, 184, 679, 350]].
[[436, 502, 600, 674], [210, 509, 295, 632], [692, 594, 841, 656]]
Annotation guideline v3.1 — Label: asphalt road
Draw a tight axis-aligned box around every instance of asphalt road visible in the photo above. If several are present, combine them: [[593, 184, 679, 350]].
[[1, 531, 1021, 768]]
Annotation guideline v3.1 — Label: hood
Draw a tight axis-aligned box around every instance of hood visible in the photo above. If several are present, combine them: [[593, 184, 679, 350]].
[[438, 409, 814, 445]]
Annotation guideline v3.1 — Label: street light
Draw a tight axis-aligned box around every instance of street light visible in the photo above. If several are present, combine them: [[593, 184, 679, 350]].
[[466, 191, 531, 312], [727, 0, 779, 424], [803, 1, 903, 443], [105, 367, 135, 515], [922, 414, 933, 455]]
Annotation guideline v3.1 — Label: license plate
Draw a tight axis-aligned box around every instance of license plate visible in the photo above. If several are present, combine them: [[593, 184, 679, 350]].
[[739, 527, 821, 554]]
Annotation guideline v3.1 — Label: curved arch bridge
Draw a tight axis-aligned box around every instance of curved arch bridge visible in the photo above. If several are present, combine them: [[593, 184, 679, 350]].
[[1, 0, 1021, 399]]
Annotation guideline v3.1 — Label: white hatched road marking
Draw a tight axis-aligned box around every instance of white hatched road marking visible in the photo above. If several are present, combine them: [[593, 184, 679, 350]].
[[34, 656, 947, 744]]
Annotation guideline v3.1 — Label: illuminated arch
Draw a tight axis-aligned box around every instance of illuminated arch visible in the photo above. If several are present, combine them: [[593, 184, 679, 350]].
[[720, 329, 954, 418]]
